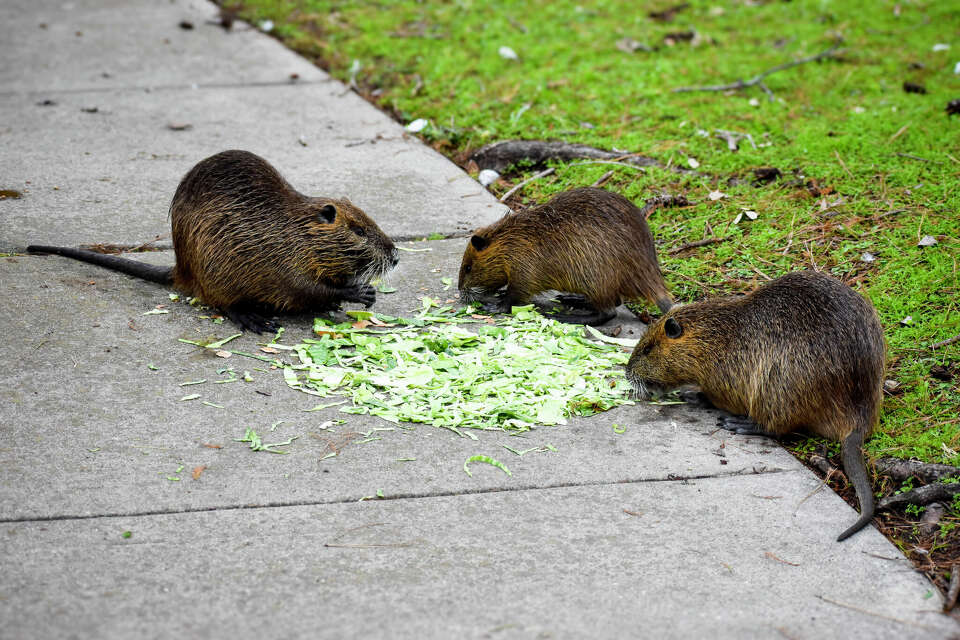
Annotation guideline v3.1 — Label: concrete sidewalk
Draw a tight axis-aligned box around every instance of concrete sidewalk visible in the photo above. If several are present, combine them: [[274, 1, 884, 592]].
[[0, 1, 953, 637]]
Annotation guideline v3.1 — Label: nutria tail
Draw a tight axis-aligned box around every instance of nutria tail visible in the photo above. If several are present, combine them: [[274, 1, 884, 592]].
[[836, 429, 875, 542], [26, 245, 174, 285], [654, 295, 674, 314]]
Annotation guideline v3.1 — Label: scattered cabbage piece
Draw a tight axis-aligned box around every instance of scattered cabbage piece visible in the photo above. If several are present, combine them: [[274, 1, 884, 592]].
[[283, 306, 633, 435]]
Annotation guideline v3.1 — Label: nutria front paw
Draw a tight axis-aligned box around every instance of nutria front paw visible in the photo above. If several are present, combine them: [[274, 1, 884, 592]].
[[343, 284, 376, 307], [223, 307, 278, 334], [716, 414, 769, 437]]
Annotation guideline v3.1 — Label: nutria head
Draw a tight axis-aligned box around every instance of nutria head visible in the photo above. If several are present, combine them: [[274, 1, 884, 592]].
[[299, 197, 399, 287], [625, 303, 730, 400], [458, 227, 510, 304]]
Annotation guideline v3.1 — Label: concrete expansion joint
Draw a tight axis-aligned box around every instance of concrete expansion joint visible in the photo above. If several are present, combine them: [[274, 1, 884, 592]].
[[0, 466, 796, 525], [0, 78, 336, 99]]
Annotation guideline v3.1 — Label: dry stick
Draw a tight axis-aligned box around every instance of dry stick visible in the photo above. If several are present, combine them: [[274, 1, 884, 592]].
[[834, 150, 854, 179], [873, 457, 960, 483], [591, 170, 615, 187], [878, 482, 960, 510], [875, 207, 909, 219], [498, 167, 555, 202], [895, 152, 940, 164], [668, 236, 728, 254], [889, 124, 909, 142], [672, 46, 840, 100], [930, 333, 960, 350], [816, 595, 938, 630], [569, 160, 648, 171], [945, 565, 960, 613]]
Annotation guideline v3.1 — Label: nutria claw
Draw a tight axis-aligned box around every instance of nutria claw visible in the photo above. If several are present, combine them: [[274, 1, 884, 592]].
[[223, 307, 278, 334], [716, 415, 769, 437], [343, 283, 376, 307]]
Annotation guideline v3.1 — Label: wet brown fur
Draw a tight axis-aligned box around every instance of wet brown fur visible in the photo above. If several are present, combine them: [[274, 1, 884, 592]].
[[626, 270, 886, 541], [458, 187, 672, 317], [168, 150, 394, 312], [29, 150, 396, 330]]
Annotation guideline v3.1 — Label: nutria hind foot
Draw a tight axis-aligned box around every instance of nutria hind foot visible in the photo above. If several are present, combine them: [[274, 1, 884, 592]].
[[342, 284, 376, 307], [223, 306, 278, 334], [544, 307, 617, 326], [678, 389, 712, 408], [552, 293, 595, 310], [716, 414, 771, 437]]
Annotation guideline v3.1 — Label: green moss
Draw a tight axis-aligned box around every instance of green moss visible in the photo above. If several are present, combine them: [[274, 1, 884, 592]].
[[238, 0, 960, 464]]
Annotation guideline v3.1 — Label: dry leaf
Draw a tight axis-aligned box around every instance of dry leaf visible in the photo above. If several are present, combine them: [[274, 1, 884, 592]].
[[260, 346, 280, 354], [215, 350, 231, 358], [352, 319, 372, 329], [192, 465, 207, 480], [201, 443, 223, 449]]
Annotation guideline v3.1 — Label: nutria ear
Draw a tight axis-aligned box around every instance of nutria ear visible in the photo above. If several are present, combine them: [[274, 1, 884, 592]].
[[664, 317, 683, 339], [318, 204, 337, 224], [470, 235, 490, 251]]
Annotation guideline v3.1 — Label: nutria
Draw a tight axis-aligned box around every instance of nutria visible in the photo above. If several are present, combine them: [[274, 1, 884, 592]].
[[28, 150, 398, 333], [458, 187, 673, 325], [625, 270, 886, 541]]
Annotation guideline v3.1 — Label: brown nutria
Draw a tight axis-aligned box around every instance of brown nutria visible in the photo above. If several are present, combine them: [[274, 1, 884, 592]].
[[28, 150, 398, 333], [458, 187, 673, 325], [625, 270, 886, 542]]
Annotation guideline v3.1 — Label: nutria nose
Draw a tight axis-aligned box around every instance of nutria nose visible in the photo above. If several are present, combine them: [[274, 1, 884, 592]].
[[390, 248, 399, 268]]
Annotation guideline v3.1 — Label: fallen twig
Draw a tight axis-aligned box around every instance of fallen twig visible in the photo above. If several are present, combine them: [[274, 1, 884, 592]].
[[591, 170, 615, 187], [930, 333, 960, 351], [638, 194, 691, 219], [764, 551, 800, 566], [833, 150, 854, 180], [668, 236, 728, 254], [945, 565, 960, 613], [874, 457, 960, 483], [673, 46, 841, 101], [809, 454, 837, 476], [470, 140, 663, 173], [498, 167, 555, 202], [817, 595, 938, 630], [919, 502, 945, 537], [894, 152, 940, 164], [879, 482, 960, 510]]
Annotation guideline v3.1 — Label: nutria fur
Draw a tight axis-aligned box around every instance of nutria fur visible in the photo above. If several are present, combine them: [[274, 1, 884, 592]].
[[625, 270, 886, 541], [458, 187, 673, 325], [28, 150, 398, 332]]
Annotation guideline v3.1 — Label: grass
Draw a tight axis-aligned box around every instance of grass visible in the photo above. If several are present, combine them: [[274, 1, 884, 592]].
[[228, 0, 960, 594], [230, 3, 959, 458]]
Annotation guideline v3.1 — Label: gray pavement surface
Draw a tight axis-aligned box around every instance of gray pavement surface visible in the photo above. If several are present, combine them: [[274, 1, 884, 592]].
[[0, 1, 955, 638]]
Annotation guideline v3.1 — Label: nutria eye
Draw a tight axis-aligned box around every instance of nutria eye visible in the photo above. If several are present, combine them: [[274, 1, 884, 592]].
[[318, 204, 337, 224], [641, 343, 654, 356], [351, 226, 366, 238], [664, 317, 683, 339], [464, 264, 472, 274]]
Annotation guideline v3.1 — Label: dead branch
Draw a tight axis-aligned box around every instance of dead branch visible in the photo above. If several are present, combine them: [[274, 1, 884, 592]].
[[945, 565, 960, 613], [878, 482, 960, 510], [918, 502, 945, 537], [668, 236, 728, 254], [591, 170, 615, 187], [894, 152, 940, 164], [673, 46, 841, 101], [816, 595, 937, 630], [930, 333, 960, 351], [808, 454, 837, 476], [498, 167, 555, 202], [638, 194, 690, 219], [874, 458, 960, 483], [469, 140, 663, 173]]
